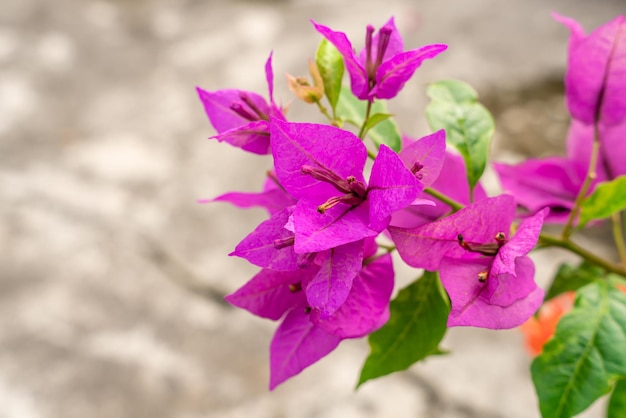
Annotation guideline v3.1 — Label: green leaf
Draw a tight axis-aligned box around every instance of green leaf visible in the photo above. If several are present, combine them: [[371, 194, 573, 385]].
[[335, 86, 402, 152], [362, 113, 393, 136], [544, 261, 605, 303], [425, 80, 495, 191], [531, 281, 626, 418], [608, 378, 626, 418], [315, 39, 344, 112], [358, 271, 450, 386], [579, 175, 626, 227]]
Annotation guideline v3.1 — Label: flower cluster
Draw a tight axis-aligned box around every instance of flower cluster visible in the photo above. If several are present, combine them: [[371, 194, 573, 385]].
[[196, 13, 626, 408]]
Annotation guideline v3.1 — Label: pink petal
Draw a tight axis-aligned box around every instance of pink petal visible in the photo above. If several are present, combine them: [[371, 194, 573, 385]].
[[493, 158, 582, 222], [311, 252, 394, 338], [441, 256, 544, 329], [599, 122, 626, 178], [487, 256, 539, 307], [555, 14, 626, 125], [390, 152, 487, 228], [225, 268, 312, 320], [206, 188, 295, 215], [230, 208, 300, 271], [293, 199, 377, 253], [399, 130, 446, 188], [211, 121, 271, 155], [492, 208, 548, 277], [265, 52, 275, 105], [565, 119, 601, 175], [305, 241, 364, 318], [372, 44, 448, 99], [269, 308, 341, 390], [368, 144, 422, 231], [197, 88, 270, 133], [270, 119, 367, 200]]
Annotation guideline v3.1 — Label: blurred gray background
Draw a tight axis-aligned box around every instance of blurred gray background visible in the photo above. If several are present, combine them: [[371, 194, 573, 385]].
[[1, 0, 624, 417]]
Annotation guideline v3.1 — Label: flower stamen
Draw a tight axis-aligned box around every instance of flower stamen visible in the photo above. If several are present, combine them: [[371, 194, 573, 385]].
[[239, 92, 269, 121], [457, 233, 504, 256], [273, 236, 295, 249], [288, 282, 302, 292], [317, 194, 364, 213]]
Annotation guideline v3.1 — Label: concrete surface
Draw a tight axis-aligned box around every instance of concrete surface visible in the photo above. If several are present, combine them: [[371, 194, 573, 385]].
[[1, 0, 625, 417]]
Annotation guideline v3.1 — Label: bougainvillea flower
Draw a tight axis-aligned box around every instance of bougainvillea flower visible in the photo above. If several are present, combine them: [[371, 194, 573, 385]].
[[389, 195, 546, 329], [271, 119, 424, 253], [554, 13, 626, 126], [312, 17, 447, 100], [226, 238, 393, 389], [392, 145, 488, 228], [197, 53, 286, 154], [201, 170, 296, 215], [493, 119, 622, 223]]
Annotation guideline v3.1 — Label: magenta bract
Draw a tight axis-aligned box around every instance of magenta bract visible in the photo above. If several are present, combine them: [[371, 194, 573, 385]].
[[554, 13, 626, 126]]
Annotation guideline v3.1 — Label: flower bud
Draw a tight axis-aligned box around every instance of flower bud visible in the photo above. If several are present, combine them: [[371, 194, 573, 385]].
[[286, 59, 325, 103]]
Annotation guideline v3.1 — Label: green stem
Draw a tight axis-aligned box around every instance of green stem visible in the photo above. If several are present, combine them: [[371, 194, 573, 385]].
[[612, 212, 626, 268], [314, 99, 334, 123], [377, 243, 396, 252], [562, 123, 601, 239], [423, 187, 464, 212], [539, 232, 626, 277], [357, 99, 373, 139]]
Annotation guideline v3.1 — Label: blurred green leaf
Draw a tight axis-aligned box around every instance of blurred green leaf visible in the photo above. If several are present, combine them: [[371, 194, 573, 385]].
[[608, 378, 626, 418], [544, 261, 605, 302], [580, 175, 626, 227], [425, 80, 494, 191]]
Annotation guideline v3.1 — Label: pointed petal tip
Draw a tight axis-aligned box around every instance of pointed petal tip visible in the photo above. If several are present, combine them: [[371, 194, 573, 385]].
[[196, 86, 210, 101], [382, 16, 397, 29]]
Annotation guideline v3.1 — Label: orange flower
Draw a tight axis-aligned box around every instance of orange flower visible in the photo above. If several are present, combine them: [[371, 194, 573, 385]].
[[520, 292, 575, 356], [521, 284, 626, 356]]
